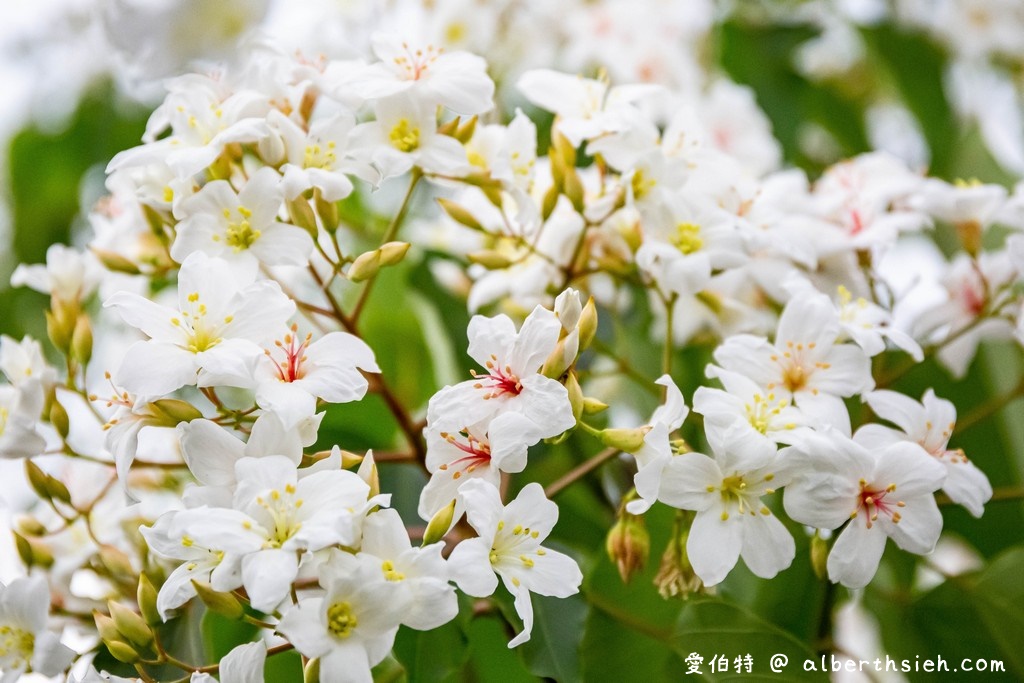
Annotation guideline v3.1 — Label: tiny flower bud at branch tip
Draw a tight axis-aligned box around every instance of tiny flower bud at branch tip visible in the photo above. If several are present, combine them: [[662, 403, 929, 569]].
[[423, 499, 457, 545], [599, 426, 652, 453]]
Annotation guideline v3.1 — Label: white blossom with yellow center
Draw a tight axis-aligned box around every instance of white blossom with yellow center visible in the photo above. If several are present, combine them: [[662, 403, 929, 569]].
[[448, 480, 582, 647]]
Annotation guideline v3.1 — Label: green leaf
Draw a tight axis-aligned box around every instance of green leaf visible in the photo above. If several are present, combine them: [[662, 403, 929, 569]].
[[671, 599, 825, 681], [393, 618, 468, 683], [201, 609, 257, 662], [520, 593, 587, 682], [860, 25, 956, 177], [465, 615, 539, 683], [868, 545, 1024, 680]]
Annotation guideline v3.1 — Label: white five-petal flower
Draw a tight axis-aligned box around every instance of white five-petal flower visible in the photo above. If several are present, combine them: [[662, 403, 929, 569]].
[[658, 424, 794, 585], [448, 480, 582, 647], [105, 252, 295, 396], [857, 389, 992, 518], [783, 430, 947, 588]]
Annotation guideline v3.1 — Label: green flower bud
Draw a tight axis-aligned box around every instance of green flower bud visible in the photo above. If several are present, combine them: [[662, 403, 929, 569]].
[[423, 499, 457, 546], [599, 426, 651, 453], [437, 197, 485, 232], [108, 601, 154, 650], [106, 640, 141, 664], [71, 315, 93, 366], [49, 400, 70, 441], [191, 580, 245, 620], [137, 574, 162, 626], [286, 195, 319, 238]]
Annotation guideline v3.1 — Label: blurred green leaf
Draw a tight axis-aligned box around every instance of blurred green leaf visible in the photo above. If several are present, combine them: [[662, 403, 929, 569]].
[[393, 616, 469, 683], [869, 545, 1024, 680], [520, 593, 587, 682], [860, 25, 956, 177]]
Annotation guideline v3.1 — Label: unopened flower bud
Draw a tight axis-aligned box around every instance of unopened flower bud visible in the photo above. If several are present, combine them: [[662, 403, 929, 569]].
[[599, 426, 650, 453], [108, 601, 154, 650], [49, 400, 70, 440], [553, 288, 583, 332], [71, 315, 93, 366], [563, 168, 585, 213], [286, 196, 319, 238], [12, 531, 35, 568], [90, 247, 141, 275], [423, 499, 457, 546], [541, 333, 578, 379], [257, 133, 286, 167], [606, 513, 650, 583], [467, 250, 514, 269], [106, 639, 141, 664], [94, 613, 122, 645], [98, 546, 136, 584], [578, 297, 598, 351], [25, 460, 53, 501], [304, 658, 322, 683], [191, 580, 244, 620], [583, 397, 609, 415], [137, 574, 162, 626], [565, 371, 584, 423], [347, 250, 381, 283], [437, 197, 485, 232], [45, 307, 76, 354], [357, 451, 380, 499], [378, 241, 410, 267], [14, 515, 47, 537], [148, 399, 203, 426], [810, 532, 830, 581], [315, 191, 340, 233]]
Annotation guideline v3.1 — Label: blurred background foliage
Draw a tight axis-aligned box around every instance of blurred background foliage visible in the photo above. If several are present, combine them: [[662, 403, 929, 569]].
[[3, 7, 1023, 683]]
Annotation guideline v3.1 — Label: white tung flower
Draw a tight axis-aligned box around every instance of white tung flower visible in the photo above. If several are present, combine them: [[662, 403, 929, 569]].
[[168, 454, 378, 612], [170, 168, 314, 274], [448, 480, 582, 647], [0, 575, 75, 681], [277, 567, 404, 683], [350, 33, 496, 115], [658, 424, 795, 585], [254, 327, 380, 430], [713, 291, 873, 433], [425, 305, 575, 442], [783, 431, 946, 589], [105, 252, 295, 396], [857, 389, 992, 518]]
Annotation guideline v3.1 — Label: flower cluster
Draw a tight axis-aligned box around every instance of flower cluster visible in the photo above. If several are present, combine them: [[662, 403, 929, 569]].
[[2, 2, 1024, 682]]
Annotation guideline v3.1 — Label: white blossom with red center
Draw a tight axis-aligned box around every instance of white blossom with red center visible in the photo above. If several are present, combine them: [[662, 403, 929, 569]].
[[349, 33, 496, 115], [254, 326, 380, 429], [856, 389, 992, 518], [783, 430, 946, 589], [418, 412, 539, 523], [425, 305, 575, 448]]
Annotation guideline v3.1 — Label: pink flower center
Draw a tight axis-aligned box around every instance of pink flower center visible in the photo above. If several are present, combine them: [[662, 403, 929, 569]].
[[853, 479, 905, 529], [392, 42, 444, 81], [266, 326, 312, 383], [470, 354, 523, 399], [437, 430, 492, 478]]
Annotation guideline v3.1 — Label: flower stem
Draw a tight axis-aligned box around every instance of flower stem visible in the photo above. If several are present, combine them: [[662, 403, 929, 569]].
[[351, 169, 422, 323], [545, 446, 619, 498]]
